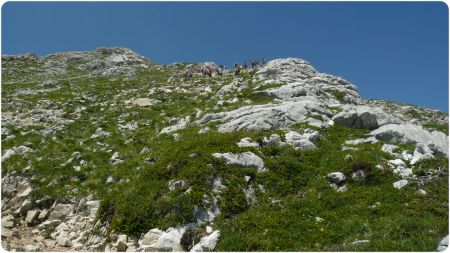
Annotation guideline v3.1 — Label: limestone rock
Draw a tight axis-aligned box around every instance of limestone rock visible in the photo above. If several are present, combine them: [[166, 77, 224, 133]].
[[139, 229, 164, 247], [48, 203, 72, 220], [327, 172, 346, 184], [333, 105, 400, 130], [236, 137, 260, 148], [151, 227, 185, 251], [160, 116, 190, 134], [19, 199, 33, 213], [56, 236, 72, 247], [393, 179, 408, 189], [131, 98, 161, 107], [190, 230, 220, 252], [109, 152, 124, 165], [25, 210, 40, 224], [370, 124, 448, 156], [199, 99, 332, 133], [212, 152, 265, 172]]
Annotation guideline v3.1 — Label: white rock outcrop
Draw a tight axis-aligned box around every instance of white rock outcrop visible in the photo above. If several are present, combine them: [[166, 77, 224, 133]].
[[333, 105, 400, 130], [190, 230, 220, 252], [199, 99, 332, 133], [370, 124, 448, 155], [212, 151, 265, 172]]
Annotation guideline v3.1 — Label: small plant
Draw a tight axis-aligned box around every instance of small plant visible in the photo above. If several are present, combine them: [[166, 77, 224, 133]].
[[42, 223, 58, 239], [332, 91, 346, 103]]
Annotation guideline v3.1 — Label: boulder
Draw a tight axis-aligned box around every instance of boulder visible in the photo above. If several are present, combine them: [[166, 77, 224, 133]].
[[285, 131, 318, 150], [48, 203, 73, 220], [370, 124, 448, 156], [56, 236, 72, 247], [139, 229, 164, 247], [2, 149, 16, 162], [151, 227, 185, 251], [262, 134, 286, 146], [393, 179, 408, 189], [115, 234, 128, 251], [212, 152, 265, 173], [2, 214, 15, 228], [388, 159, 407, 168], [236, 137, 260, 148], [131, 98, 161, 107], [332, 105, 400, 130], [160, 116, 190, 134], [190, 230, 220, 252], [109, 152, 124, 165], [393, 166, 413, 178], [25, 210, 40, 224], [19, 199, 33, 213], [38, 209, 49, 220], [327, 172, 346, 184]]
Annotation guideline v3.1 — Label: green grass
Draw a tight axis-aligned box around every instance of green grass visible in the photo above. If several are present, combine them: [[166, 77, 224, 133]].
[[423, 122, 449, 135], [332, 91, 346, 103]]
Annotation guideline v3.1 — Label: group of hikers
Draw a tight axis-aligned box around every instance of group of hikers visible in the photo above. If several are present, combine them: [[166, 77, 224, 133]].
[[233, 58, 266, 76], [183, 58, 267, 79]]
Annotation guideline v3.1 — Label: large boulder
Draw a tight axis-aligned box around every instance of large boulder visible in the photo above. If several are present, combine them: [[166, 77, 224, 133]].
[[370, 124, 448, 156], [332, 105, 400, 130], [151, 227, 185, 251], [212, 152, 265, 172]]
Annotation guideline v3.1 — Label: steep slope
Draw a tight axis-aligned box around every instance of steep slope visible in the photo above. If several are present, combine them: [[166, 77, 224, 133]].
[[1, 48, 448, 251]]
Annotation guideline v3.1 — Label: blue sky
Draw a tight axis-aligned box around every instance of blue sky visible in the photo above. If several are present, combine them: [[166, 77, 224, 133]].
[[2, 2, 448, 112]]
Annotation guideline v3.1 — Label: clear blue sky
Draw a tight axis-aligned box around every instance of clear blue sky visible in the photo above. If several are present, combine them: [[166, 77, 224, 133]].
[[2, 2, 448, 112]]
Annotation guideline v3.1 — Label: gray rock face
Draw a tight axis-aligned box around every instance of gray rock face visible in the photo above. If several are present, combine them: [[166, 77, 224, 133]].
[[212, 152, 265, 172], [255, 58, 361, 106], [333, 105, 400, 130], [199, 99, 332, 133], [370, 124, 448, 156]]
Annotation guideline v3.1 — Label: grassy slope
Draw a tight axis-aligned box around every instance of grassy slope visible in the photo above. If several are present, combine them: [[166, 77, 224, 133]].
[[1, 60, 448, 251]]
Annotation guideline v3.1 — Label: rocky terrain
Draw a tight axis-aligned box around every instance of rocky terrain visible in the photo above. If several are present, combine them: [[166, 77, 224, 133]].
[[1, 47, 448, 251]]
